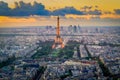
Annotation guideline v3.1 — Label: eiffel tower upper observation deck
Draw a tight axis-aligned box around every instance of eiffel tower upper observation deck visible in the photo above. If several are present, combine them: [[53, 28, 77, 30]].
[[52, 16, 64, 49]]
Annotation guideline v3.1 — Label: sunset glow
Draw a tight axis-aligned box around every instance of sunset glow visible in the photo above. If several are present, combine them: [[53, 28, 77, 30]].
[[0, 0, 120, 27]]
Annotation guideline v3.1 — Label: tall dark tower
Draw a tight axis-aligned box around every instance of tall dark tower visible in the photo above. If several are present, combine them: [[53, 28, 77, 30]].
[[52, 16, 64, 49], [57, 16, 60, 38]]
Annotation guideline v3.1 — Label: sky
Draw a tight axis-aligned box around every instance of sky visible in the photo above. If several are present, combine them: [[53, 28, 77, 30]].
[[0, 0, 120, 27]]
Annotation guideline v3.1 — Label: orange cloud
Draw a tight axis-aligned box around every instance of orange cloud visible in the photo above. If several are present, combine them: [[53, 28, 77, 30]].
[[65, 14, 120, 19], [0, 16, 36, 23], [100, 14, 120, 19], [0, 16, 36, 27], [65, 14, 97, 20], [0, 15, 120, 28]]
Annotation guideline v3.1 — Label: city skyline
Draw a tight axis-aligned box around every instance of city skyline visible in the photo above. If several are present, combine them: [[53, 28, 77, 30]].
[[0, 1, 120, 79]]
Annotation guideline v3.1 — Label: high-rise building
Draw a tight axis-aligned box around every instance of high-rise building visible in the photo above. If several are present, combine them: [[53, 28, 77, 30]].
[[52, 16, 64, 49], [73, 25, 77, 33]]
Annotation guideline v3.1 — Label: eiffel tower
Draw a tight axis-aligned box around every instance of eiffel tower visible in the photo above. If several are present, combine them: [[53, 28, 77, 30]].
[[52, 16, 64, 49]]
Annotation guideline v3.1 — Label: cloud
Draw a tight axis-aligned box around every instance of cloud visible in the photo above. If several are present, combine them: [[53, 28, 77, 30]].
[[81, 6, 102, 15], [1, 16, 120, 28], [0, 1, 11, 16], [103, 11, 112, 14], [114, 9, 120, 14], [52, 7, 83, 16], [0, 1, 116, 16], [81, 6, 92, 11], [86, 9, 102, 15], [0, 1, 83, 16], [12, 1, 50, 16], [0, 1, 50, 16]]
